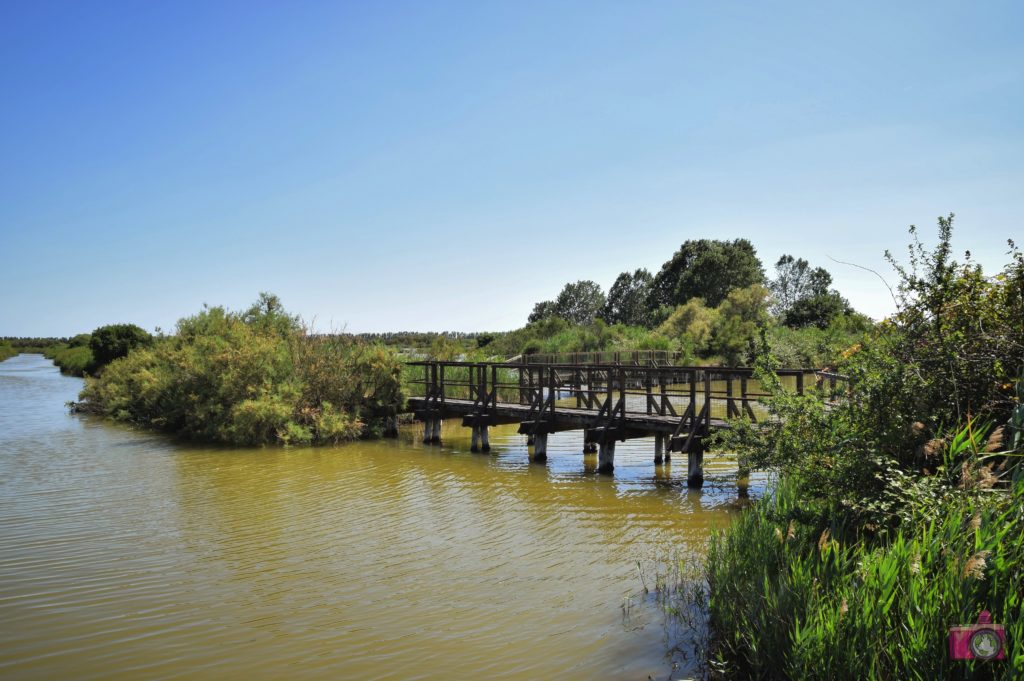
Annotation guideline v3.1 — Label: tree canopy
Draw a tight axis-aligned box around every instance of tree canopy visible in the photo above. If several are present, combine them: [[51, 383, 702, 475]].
[[602, 268, 653, 326], [770, 255, 852, 328], [649, 238, 765, 309], [529, 280, 607, 325]]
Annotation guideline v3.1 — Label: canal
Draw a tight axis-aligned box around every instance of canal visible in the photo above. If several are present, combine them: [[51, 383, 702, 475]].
[[0, 353, 759, 680]]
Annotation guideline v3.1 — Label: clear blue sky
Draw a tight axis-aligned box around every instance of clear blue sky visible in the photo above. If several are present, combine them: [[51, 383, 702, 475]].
[[2, 1, 1022, 336]]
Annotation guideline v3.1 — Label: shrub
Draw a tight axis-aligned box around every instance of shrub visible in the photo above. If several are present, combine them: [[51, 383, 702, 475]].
[[89, 324, 153, 371], [77, 295, 404, 446]]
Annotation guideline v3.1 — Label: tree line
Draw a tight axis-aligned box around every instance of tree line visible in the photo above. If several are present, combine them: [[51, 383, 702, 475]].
[[529, 238, 854, 331]]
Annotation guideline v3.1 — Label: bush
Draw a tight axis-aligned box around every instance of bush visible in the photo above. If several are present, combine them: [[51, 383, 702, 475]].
[[77, 294, 404, 445], [709, 464, 1024, 680], [89, 324, 153, 370], [706, 219, 1024, 677]]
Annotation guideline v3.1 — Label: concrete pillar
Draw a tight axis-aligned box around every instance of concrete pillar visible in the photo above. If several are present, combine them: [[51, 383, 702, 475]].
[[527, 435, 535, 447], [533, 433, 548, 462], [598, 440, 615, 474], [431, 418, 443, 444], [470, 425, 481, 452], [687, 437, 704, 488], [654, 434, 665, 464], [480, 425, 490, 452], [423, 419, 433, 444]]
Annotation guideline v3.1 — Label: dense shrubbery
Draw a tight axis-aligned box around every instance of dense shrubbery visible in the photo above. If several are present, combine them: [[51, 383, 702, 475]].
[[88, 324, 152, 369], [43, 334, 95, 375], [706, 218, 1024, 678], [0, 342, 17, 362], [77, 294, 404, 446]]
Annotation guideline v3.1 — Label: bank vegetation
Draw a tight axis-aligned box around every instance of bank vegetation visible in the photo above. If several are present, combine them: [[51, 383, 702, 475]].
[[706, 217, 1024, 679], [76, 294, 404, 446]]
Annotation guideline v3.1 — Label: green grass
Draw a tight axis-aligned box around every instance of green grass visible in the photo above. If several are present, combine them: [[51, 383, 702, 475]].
[[0, 344, 18, 362], [46, 344, 94, 376], [707, 472, 1024, 679]]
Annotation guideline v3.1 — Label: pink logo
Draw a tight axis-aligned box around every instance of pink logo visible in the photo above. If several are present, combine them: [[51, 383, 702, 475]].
[[949, 610, 1006, 661]]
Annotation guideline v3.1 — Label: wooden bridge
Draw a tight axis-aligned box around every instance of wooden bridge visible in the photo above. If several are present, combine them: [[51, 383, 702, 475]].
[[405, 359, 845, 487]]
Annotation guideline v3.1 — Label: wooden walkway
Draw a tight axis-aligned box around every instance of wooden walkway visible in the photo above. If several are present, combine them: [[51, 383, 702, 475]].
[[405, 360, 845, 486]]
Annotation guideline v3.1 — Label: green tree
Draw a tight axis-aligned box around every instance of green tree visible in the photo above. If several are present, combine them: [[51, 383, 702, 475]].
[[657, 297, 719, 354], [528, 280, 607, 325], [88, 323, 153, 370], [649, 238, 765, 309], [602, 268, 654, 326], [771, 255, 852, 328], [709, 284, 771, 365]]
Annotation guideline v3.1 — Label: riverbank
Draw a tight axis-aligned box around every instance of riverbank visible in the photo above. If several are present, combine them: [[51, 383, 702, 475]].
[[700, 221, 1024, 678]]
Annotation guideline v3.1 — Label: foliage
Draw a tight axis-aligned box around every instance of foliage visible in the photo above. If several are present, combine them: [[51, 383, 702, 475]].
[[770, 254, 854, 328], [706, 218, 1024, 677], [603, 268, 654, 326], [708, 473, 1024, 680], [766, 313, 872, 368], [657, 297, 718, 352], [89, 323, 153, 371], [529, 280, 607, 325], [649, 238, 765, 309], [77, 295, 404, 446], [0, 342, 18, 362], [49, 345, 94, 376]]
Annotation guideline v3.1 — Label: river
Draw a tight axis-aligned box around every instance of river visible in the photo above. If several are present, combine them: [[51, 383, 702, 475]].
[[0, 353, 759, 680]]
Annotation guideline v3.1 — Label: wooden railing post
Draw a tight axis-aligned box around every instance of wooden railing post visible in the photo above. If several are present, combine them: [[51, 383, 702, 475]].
[[704, 370, 712, 427], [645, 370, 653, 415], [689, 369, 697, 419]]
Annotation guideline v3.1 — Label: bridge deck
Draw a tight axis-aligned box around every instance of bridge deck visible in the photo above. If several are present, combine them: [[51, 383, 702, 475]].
[[406, 397, 732, 434]]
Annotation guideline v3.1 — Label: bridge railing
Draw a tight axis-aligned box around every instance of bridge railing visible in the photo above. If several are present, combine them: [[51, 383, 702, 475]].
[[407, 361, 842, 425], [515, 350, 688, 366]]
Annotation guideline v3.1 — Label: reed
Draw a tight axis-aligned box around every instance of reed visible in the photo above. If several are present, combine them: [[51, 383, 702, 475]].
[[707, 451, 1024, 680]]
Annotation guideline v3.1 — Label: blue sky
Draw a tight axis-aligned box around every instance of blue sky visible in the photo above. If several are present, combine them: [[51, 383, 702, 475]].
[[2, 1, 1022, 336]]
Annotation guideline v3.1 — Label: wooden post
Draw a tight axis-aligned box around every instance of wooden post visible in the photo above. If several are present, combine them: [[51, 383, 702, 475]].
[[687, 437, 704, 488], [704, 371, 712, 428], [654, 433, 665, 464], [471, 424, 481, 452], [480, 425, 490, 452], [598, 440, 615, 474], [689, 369, 697, 418], [533, 433, 548, 462]]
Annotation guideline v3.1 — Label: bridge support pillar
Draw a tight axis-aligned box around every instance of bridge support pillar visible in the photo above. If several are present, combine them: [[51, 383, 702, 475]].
[[654, 434, 665, 464], [480, 425, 490, 452], [687, 437, 704, 488], [430, 418, 443, 444], [598, 441, 615, 474], [471, 425, 481, 452], [423, 419, 433, 444], [533, 433, 548, 462]]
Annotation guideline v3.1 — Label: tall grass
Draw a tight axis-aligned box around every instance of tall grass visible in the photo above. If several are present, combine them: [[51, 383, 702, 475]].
[[45, 344, 94, 376], [0, 344, 18, 362], [708, 467, 1024, 679]]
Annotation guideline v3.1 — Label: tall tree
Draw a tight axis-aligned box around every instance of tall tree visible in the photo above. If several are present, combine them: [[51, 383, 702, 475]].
[[770, 255, 852, 328], [528, 280, 607, 325], [603, 268, 654, 326], [649, 239, 765, 309]]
